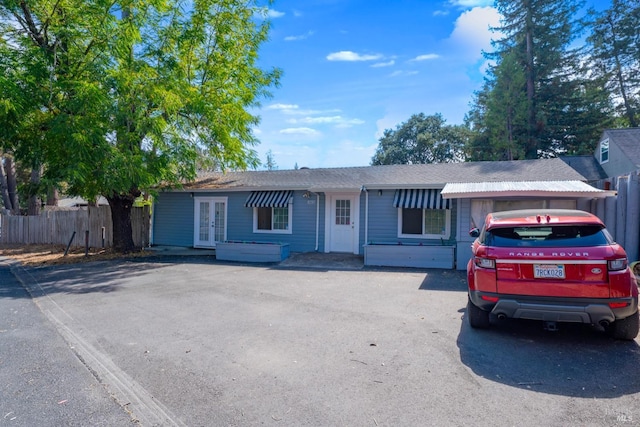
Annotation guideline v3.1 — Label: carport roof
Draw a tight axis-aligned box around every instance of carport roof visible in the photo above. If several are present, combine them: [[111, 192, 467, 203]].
[[441, 180, 615, 199], [177, 158, 590, 193]]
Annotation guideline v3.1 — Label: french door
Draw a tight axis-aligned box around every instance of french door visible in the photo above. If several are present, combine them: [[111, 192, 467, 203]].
[[194, 197, 227, 247]]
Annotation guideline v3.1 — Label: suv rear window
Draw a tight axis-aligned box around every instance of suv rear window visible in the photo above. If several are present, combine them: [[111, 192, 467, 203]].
[[484, 225, 612, 248]]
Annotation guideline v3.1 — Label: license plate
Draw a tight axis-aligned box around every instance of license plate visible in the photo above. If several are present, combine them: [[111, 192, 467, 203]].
[[534, 264, 565, 279]]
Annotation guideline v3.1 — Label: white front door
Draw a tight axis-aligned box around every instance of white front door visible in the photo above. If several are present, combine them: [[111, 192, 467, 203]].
[[327, 194, 359, 253], [194, 197, 227, 247]]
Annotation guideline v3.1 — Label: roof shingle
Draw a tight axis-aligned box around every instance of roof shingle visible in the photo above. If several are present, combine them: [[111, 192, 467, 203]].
[[180, 158, 587, 192]]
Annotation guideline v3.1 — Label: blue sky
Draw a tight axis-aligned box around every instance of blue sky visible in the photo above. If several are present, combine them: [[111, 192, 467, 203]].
[[253, 0, 606, 170]]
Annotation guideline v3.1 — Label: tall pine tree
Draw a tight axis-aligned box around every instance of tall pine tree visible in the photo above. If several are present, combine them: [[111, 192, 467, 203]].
[[587, 0, 640, 127], [468, 0, 611, 160]]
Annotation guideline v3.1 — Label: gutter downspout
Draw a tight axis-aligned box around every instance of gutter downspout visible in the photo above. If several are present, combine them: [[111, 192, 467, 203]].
[[315, 193, 320, 251], [361, 186, 368, 247]]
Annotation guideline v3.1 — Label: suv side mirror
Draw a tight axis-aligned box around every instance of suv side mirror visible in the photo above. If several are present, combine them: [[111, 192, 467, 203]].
[[469, 228, 480, 238]]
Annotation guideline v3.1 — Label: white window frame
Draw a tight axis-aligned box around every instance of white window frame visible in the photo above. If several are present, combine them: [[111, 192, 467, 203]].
[[253, 204, 293, 234], [397, 208, 451, 239], [600, 138, 609, 164]]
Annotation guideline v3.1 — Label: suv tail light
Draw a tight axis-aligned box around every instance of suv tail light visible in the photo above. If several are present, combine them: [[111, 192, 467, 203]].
[[608, 258, 628, 271], [475, 257, 495, 269]]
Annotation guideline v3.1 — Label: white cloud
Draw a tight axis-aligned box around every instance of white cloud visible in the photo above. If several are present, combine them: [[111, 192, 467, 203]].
[[287, 116, 366, 127], [449, 0, 494, 7], [289, 116, 343, 124], [267, 9, 285, 18], [284, 31, 314, 41], [334, 119, 366, 128], [410, 54, 440, 62], [371, 60, 395, 68], [267, 103, 299, 111], [280, 127, 320, 135], [326, 51, 384, 62], [446, 6, 501, 60]]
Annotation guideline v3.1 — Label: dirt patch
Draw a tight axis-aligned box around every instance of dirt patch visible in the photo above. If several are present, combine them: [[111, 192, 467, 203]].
[[0, 244, 153, 266]]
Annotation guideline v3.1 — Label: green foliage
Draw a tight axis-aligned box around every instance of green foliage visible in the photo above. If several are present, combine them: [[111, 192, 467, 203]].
[[264, 149, 277, 170], [0, 0, 280, 196], [467, 0, 613, 161], [0, 0, 280, 249], [371, 113, 468, 165], [587, 0, 640, 127]]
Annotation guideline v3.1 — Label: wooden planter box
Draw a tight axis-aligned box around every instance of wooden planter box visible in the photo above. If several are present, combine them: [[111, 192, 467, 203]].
[[364, 243, 454, 269], [215, 241, 290, 263]]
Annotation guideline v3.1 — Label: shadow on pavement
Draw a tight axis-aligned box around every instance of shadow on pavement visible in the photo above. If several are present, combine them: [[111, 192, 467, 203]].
[[457, 309, 640, 398]]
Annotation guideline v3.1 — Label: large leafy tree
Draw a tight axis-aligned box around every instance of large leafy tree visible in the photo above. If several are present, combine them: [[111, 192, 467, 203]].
[[0, 0, 280, 252], [468, 0, 611, 161], [371, 113, 468, 165], [587, 0, 640, 127]]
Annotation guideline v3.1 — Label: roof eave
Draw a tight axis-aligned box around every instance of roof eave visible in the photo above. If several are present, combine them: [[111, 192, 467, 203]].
[[442, 190, 615, 199]]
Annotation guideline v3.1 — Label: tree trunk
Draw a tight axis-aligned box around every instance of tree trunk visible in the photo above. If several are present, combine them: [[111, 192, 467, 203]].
[[46, 187, 59, 206], [27, 166, 42, 216], [525, 17, 537, 159], [107, 193, 137, 253], [5, 156, 19, 214], [0, 156, 11, 212]]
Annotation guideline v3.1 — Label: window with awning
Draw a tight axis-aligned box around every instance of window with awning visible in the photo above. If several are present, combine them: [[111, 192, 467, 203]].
[[245, 190, 293, 207], [245, 191, 293, 234], [393, 189, 450, 210], [393, 189, 451, 239]]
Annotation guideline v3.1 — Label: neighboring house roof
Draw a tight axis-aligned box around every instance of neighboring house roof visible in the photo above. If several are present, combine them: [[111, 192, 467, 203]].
[[604, 127, 640, 169], [57, 196, 109, 208], [558, 155, 608, 182], [180, 158, 588, 192]]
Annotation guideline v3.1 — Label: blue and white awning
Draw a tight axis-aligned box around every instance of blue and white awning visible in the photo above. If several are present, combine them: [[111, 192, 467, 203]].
[[245, 190, 293, 208], [393, 189, 450, 210]]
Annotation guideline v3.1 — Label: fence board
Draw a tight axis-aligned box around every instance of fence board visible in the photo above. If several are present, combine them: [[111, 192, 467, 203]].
[[0, 206, 149, 249]]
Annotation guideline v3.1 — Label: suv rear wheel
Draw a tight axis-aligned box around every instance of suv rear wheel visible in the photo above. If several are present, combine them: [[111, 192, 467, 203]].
[[606, 311, 640, 341], [467, 298, 490, 329]]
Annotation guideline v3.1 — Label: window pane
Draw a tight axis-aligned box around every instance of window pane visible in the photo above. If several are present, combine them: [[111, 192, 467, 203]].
[[402, 208, 422, 234], [601, 139, 609, 163], [424, 209, 446, 235], [199, 202, 210, 241], [257, 207, 272, 230], [335, 199, 350, 225], [487, 225, 609, 247], [273, 207, 289, 230], [214, 202, 225, 242]]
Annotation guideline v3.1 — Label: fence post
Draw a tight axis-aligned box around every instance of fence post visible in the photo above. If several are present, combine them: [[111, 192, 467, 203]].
[[625, 172, 639, 262], [615, 176, 628, 249], [64, 231, 76, 256]]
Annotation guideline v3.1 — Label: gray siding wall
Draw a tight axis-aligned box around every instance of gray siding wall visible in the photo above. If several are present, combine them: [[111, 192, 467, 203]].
[[601, 139, 636, 178], [152, 192, 194, 246], [229, 191, 322, 253], [364, 190, 458, 246], [153, 190, 324, 253], [455, 198, 474, 271]]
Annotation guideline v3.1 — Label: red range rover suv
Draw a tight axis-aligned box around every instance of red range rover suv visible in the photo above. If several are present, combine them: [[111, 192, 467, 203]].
[[467, 209, 639, 340]]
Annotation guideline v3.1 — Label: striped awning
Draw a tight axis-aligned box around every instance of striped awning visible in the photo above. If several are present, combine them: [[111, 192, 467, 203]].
[[245, 190, 293, 208], [393, 189, 450, 210]]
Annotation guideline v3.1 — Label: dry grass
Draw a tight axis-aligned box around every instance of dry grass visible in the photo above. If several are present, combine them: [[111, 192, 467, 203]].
[[0, 244, 153, 266]]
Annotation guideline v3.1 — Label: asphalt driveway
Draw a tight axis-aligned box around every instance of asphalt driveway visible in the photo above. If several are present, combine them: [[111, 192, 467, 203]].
[[7, 256, 640, 426]]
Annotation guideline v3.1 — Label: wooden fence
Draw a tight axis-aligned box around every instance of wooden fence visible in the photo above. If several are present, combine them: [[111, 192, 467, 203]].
[[0, 206, 151, 249], [586, 170, 640, 263]]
